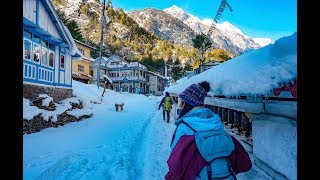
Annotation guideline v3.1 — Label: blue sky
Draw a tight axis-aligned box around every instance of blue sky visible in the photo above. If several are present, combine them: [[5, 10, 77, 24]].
[[103, 0, 296, 41]]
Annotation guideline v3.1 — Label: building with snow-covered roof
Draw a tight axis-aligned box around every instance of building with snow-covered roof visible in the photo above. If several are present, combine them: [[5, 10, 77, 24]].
[[23, 0, 83, 102], [146, 71, 167, 96], [194, 60, 222, 75], [91, 54, 148, 94], [72, 40, 96, 84]]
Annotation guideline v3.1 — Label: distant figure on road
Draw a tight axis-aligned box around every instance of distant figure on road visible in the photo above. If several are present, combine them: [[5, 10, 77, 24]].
[[158, 92, 173, 123]]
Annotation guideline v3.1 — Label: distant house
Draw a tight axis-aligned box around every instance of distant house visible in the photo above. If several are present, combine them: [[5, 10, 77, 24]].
[[194, 60, 221, 75], [72, 39, 96, 84], [23, 0, 82, 101], [146, 71, 166, 96], [91, 55, 147, 93]]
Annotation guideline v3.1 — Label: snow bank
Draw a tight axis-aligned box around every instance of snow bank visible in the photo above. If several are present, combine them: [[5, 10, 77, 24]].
[[166, 33, 297, 96], [23, 97, 68, 122], [253, 114, 297, 180], [66, 108, 93, 118], [72, 80, 127, 104], [60, 96, 92, 110], [24, 94, 93, 122], [23, 98, 42, 120], [38, 94, 53, 107]]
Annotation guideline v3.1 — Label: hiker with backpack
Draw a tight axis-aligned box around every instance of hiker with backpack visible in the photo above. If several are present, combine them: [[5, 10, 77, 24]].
[[158, 92, 173, 123], [165, 81, 252, 180]]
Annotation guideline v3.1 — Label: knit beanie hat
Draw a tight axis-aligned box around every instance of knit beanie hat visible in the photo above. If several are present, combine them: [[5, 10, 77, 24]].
[[179, 83, 209, 107]]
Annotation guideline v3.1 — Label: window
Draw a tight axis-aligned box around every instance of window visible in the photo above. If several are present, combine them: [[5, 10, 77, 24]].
[[41, 48, 48, 66], [60, 54, 65, 69], [78, 65, 84, 72], [49, 43, 55, 51], [23, 30, 32, 39], [79, 48, 85, 55], [49, 52, 54, 68], [24, 39, 32, 60], [33, 35, 41, 43], [33, 43, 40, 63], [42, 40, 48, 47], [90, 70, 93, 76]]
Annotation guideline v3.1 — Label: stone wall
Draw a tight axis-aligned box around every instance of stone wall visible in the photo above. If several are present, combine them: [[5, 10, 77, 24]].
[[23, 84, 72, 102], [253, 114, 296, 180]]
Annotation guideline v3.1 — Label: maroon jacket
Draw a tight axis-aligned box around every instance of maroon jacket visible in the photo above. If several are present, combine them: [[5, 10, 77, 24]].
[[165, 135, 252, 180]]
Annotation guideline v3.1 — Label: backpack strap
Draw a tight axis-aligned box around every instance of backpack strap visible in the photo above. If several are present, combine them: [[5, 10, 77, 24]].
[[170, 120, 196, 146], [207, 162, 212, 180], [227, 157, 237, 180], [180, 120, 196, 133]]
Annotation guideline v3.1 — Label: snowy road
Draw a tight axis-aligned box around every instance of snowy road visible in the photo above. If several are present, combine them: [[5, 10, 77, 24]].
[[24, 92, 177, 180], [23, 81, 271, 180]]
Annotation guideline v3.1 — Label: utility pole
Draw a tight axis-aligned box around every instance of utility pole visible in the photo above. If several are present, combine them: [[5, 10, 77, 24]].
[[97, 0, 110, 88]]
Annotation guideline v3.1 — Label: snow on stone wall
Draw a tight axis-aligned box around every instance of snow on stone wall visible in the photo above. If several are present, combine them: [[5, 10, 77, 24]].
[[253, 114, 296, 180], [166, 33, 296, 97]]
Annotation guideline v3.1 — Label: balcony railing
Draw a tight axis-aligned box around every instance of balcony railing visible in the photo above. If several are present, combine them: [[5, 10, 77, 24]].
[[106, 63, 147, 69], [107, 76, 146, 81]]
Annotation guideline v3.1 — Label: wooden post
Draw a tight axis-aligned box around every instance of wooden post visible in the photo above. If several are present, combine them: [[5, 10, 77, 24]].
[[234, 110, 241, 128], [241, 113, 251, 137], [212, 106, 218, 114], [228, 109, 234, 128], [222, 108, 228, 124], [218, 107, 222, 118]]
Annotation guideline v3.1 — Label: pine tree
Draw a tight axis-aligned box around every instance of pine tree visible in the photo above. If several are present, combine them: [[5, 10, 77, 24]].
[[192, 34, 212, 65], [66, 20, 85, 42], [56, 10, 84, 42], [183, 59, 193, 72], [171, 59, 182, 81]]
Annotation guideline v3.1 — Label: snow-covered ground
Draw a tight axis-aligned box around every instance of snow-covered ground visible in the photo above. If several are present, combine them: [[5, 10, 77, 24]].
[[23, 81, 173, 179], [24, 80, 268, 179]]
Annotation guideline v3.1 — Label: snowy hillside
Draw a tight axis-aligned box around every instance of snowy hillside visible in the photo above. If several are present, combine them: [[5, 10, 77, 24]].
[[163, 5, 203, 34], [164, 5, 272, 56], [127, 8, 195, 46], [166, 32, 297, 96], [253, 38, 274, 46]]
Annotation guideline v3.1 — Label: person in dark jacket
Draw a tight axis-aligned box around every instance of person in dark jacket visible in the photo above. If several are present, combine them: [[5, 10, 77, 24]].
[[158, 92, 173, 123]]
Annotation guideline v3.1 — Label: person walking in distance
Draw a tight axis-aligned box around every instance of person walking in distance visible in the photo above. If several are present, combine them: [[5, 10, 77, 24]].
[[159, 92, 173, 123]]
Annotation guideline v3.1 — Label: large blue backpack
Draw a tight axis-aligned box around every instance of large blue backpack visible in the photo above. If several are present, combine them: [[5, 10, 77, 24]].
[[172, 120, 236, 180]]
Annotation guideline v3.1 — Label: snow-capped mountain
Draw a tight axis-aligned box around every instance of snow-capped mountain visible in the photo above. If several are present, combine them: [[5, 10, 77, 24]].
[[164, 5, 272, 56], [127, 8, 195, 46], [253, 38, 274, 47]]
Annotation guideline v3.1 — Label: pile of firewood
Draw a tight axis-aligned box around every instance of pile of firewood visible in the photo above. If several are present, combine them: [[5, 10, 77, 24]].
[[23, 97, 93, 134], [32, 97, 56, 111], [70, 101, 83, 109], [23, 115, 50, 134], [23, 113, 93, 134]]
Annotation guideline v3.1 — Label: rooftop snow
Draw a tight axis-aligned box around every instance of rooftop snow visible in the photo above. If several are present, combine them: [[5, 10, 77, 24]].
[[166, 32, 297, 96]]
